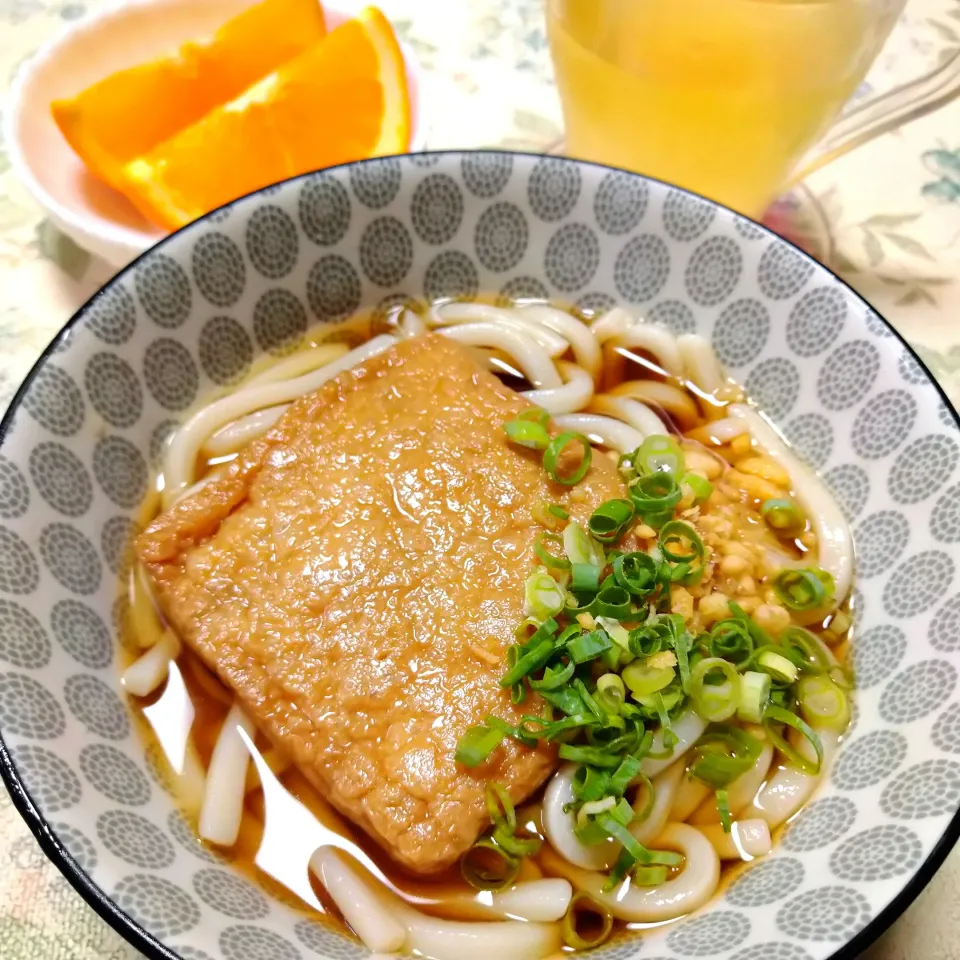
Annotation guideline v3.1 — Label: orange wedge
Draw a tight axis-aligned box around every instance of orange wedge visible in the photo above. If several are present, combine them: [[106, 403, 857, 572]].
[[52, 0, 327, 192], [119, 7, 411, 230]]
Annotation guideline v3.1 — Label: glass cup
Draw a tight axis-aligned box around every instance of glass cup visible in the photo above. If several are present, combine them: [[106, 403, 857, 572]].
[[546, 0, 960, 219]]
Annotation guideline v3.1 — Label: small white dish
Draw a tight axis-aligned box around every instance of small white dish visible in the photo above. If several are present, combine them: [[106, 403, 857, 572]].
[[5, 0, 427, 267]]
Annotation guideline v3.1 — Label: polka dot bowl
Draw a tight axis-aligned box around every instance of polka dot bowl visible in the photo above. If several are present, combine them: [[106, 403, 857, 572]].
[[1, 151, 958, 960]]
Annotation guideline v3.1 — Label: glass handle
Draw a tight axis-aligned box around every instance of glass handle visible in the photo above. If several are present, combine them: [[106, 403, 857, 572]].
[[791, 45, 960, 184]]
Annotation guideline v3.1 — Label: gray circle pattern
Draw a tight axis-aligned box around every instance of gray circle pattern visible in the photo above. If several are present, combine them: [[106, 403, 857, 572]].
[[10, 744, 81, 811], [528, 157, 580, 222], [783, 413, 833, 469], [143, 339, 199, 411], [350, 158, 402, 208], [87, 285, 136, 345], [852, 390, 917, 459], [245, 206, 298, 279], [79, 743, 150, 805], [85, 353, 142, 428], [594, 170, 648, 235], [192, 233, 245, 308], [499, 275, 549, 304], [0, 527, 39, 594], [113, 874, 201, 939], [879, 659, 957, 723], [889, 434, 959, 505], [93, 435, 147, 509], [98, 809, 176, 869], [461, 153, 512, 198], [932, 483, 960, 541], [929, 593, 960, 651], [51, 599, 112, 669], [711, 299, 769, 367], [783, 796, 858, 851], [831, 730, 908, 790], [424, 250, 479, 301], [0, 673, 65, 738], [411, 173, 463, 244], [294, 919, 368, 959], [854, 625, 907, 688], [306, 256, 362, 322], [53, 821, 98, 872], [667, 911, 750, 956], [823, 463, 871, 520], [475, 202, 529, 272], [881, 759, 960, 818], [663, 191, 716, 242], [830, 825, 923, 882], [614, 234, 670, 302], [0, 457, 29, 518], [647, 299, 696, 336], [0, 599, 50, 668], [726, 857, 804, 907], [359, 217, 413, 287], [731, 946, 813, 960], [220, 925, 301, 960], [745, 357, 800, 421], [758, 243, 815, 299], [199, 317, 253, 386], [777, 887, 871, 941], [854, 510, 909, 578], [23, 365, 85, 436], [544, 223, 599, 291], [787, 287, 847, 357], [253, 289, 307, 354], [39, 523, 101, 595], [28, 442, 92, 517], [135, 255, 191, 329], [193, 868, 270, 919], [883, 550, 954, 618], [932, 702, 960, 753], [168, 810, 224, 864], [575, 291, 617, 319], [685, 236, 742, 306], [817, 340, 880, 410], [64, 673, 129, 739], [299, 174, 350, 246]]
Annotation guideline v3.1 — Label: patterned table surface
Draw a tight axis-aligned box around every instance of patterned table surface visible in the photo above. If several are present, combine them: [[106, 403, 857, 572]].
[[1, 0, 960, 957]]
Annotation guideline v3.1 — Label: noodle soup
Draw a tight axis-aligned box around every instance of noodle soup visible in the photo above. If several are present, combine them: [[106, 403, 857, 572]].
[[122, 298, 854, 958]]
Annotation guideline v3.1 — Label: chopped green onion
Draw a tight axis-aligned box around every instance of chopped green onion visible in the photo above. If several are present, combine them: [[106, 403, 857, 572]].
[[707, 618, 755, 667], [780, 626, 832, 674], [455, 724, 506, 768], [590, 583, 633, 619], [634, 434, 685, 476], [738, 671, 772, 724], [492, 824, 542, 857], [597, 673, 626, 711], [528, 660, 576, 691], [773, 567, 834, 611], [500, 639, 556, 688], [461, 838, 519, 891], [763, 704, 823, 776], [573, 765, 611, 802], [570, 563, 602, 594], [562, 893, 614, 950], [689, 657, 740, 722], [544, 432, 593, 485], [716, 789, 732, 833], [756, 650, 799, 684], [682, 472, 714, 505], [534, 531, 571, 570], [568, 629, 613, 664], [532, 501, 567, 530], [658, 520, 706, 585], [629, 472, 682, 527], [524, 568, 565, 621], [558, 744, 622, 768], [797, 674, 851, 731], [633, 864, 669, 886], [596, 616, 631, 653], [504, 419, 550, 450], [688, 725, 764, 789], [485, 782, 516, 833], [564, 521, 606, 567], [612, 552, 661, 598], [762, 497, 806, 537], [609, 755, 642, 797], [589, 498, 636, 544], [549, 503, 569, 520], [623, 660, 675, 697]]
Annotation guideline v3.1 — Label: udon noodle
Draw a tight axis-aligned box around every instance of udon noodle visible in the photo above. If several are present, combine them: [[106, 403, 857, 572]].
[[121, 298, 855, 958]]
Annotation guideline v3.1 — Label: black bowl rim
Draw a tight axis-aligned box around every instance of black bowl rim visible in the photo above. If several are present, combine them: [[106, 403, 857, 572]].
[[0, 149, 956, 960]]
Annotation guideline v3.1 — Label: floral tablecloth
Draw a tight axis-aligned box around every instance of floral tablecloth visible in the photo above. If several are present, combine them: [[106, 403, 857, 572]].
[[1, 0, 960, 957]]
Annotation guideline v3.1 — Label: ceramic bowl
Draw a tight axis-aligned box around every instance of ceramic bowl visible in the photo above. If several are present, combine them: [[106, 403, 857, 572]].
[[5, 0, 427, 268], [2, 151, 959, 960]]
